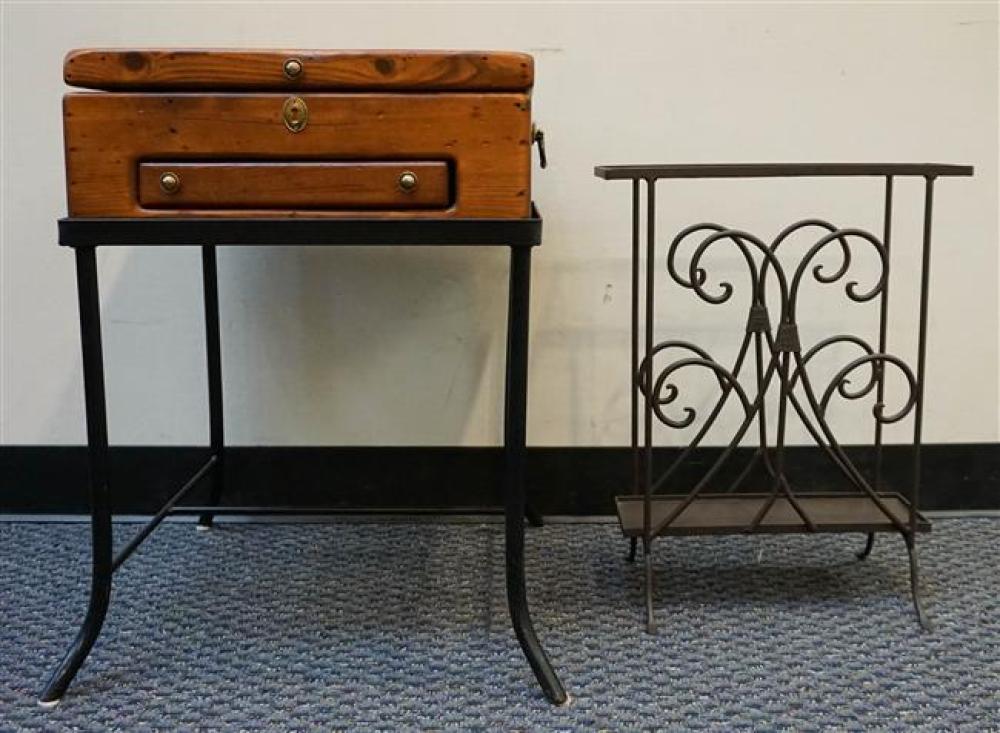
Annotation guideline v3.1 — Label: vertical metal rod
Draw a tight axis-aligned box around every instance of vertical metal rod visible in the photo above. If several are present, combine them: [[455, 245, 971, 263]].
[[643, 178, 657, 633], [198, 246, 226, 529], [873, 176, 894, 489], [864, 175, 893, 559], [907, 176, 935, 630], [503, 245, 568, 705], [912, 177, 934, 535], [628, 179, 640, 563], [39, 247, 113, 705]]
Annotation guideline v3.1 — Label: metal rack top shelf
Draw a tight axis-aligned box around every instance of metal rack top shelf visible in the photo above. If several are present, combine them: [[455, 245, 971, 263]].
[[593, 163, 974, 180], [58, 205, 543, 248]]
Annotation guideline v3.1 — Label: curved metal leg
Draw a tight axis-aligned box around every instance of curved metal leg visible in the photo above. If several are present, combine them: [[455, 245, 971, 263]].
[[904, 534, 932, 631], [197, 246, 226, 530], [39, 531, 112, 706], [857, 532, 876, 560], [643, 538, 656, 634], [627, 537, 638, 563], [39, 247, 114, 705], [506, 506, 568, 705], [503, 246, 568, 705]]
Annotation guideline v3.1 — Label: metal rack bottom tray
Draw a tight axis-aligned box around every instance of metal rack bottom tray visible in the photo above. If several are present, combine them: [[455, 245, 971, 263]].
[[615, 493, 931, 537]]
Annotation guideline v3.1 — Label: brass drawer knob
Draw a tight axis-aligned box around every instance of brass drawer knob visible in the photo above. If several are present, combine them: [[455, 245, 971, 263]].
[[283, 57, 303, 79], [282, 96, 308, 133], [398, 171, 419, 192], [159, 171, 181, 194]]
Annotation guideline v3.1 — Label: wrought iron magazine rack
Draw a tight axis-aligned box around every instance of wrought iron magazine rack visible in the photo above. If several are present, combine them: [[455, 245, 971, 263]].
[[594, 163, 973, 633]]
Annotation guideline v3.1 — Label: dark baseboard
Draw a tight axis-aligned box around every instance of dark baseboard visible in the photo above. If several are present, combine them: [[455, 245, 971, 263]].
[[1, 444, 998, 515]]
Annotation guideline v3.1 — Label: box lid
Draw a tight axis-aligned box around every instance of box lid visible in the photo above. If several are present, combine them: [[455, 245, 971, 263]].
[[64, 49, 533, 91]]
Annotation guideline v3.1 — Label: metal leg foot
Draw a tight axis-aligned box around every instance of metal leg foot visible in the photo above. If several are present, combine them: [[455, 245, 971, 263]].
[[39, 247, 114, 704], [38, 570, 112, 704], [857, 532, 876, 560], [524, 503, 544, 528], [905, 535, 932, 631], [506, 535, 569, 705], [627, 537, 637, 563], [643, 538, 656, 634]]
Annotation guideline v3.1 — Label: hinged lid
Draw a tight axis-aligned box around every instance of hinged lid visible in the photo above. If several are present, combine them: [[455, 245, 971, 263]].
[[64, 49, 534, 91]]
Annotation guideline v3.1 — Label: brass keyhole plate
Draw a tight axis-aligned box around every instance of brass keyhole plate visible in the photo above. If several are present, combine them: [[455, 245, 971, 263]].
[[282, 96, 308, 133]]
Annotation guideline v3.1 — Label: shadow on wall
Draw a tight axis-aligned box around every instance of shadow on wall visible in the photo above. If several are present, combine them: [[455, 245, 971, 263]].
[[46, 243, 512, 447]]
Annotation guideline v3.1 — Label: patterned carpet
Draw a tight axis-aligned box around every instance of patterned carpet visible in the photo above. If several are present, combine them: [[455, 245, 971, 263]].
[[0, 518, 998, 730]]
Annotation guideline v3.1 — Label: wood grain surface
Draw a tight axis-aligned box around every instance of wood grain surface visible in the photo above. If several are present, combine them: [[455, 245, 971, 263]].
[[64, 92, 531, 218], [64, 49, 534, 91]]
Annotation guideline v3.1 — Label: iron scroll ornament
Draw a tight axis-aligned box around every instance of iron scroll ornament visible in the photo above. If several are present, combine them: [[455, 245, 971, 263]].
[[640, 220, 917, 532]]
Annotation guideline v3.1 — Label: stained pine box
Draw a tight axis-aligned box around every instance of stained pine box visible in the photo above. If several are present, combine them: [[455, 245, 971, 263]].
[[63, 49, 535, 218]]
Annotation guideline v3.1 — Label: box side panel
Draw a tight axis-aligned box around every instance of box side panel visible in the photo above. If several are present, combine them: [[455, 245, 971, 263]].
[[63, 92, 532, 218]]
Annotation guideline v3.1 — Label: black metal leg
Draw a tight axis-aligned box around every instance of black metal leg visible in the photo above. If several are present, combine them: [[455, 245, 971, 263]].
[[503, 245, 568, 706], [197, 246, 225, 529], [39, 247, 114, 705], [627, 179, 641, 565]]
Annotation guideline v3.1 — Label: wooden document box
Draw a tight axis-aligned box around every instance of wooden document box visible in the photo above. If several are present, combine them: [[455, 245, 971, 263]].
[[63, 49, 536, 218]]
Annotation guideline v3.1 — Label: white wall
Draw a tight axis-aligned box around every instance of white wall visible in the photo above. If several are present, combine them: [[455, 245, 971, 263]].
[[1, 1, 997, 448]]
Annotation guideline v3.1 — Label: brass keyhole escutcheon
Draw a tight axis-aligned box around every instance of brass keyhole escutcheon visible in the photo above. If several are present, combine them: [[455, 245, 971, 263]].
[[283, 57, 303, 79], [159, 171, 181, 194], [398, 171, 418, 192], [282, 96, 308, 133]]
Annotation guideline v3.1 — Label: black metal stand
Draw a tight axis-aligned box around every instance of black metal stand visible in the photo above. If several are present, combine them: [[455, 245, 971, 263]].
[[39, 209, 567, 706], [595, 163, 972, 634]]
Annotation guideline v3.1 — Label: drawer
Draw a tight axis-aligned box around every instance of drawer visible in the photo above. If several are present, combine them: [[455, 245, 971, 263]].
[[138, 161, 451, 210]]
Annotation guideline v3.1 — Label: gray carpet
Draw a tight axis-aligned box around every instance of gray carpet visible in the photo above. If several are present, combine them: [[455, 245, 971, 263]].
[[0, 518, 998, 730]]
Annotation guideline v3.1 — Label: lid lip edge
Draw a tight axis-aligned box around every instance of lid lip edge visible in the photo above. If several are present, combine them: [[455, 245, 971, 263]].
[[62, 84, 535, 93], [62, 48, 535, 92]]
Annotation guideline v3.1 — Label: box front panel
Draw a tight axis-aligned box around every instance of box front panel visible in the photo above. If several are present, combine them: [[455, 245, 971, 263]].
[[64, 92, 532, 218]]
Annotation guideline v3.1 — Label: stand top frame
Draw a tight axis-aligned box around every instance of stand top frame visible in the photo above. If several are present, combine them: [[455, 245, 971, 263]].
[[593, 163, 974, 181], [59, 205, 543, 248]]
